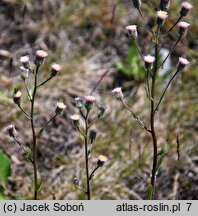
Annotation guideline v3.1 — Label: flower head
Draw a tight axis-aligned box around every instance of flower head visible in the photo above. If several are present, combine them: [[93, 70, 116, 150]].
[[97, 105, 106, 118], [34, 50, 48, 66], [51, 63, 62, 77], [89, 129, 97, 143], [70, 114, 80, 121], [13, 89, 22, 105], [126, 25, 138, 39], [20, 55, 30, 68], [97, 155, 108, 167], [178, 21, 190, 36], [180, 2, 193, 16], [156, 10, 168, 25], [112, 87, 124, 99], [55, 102, 66, 115], [7, 125, 17, 137], [177, 57, 189, 71], [144, 55, 155, 70]]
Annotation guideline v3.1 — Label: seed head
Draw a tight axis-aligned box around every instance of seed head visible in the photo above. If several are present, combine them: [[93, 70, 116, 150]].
[[51, 63, 62, 77], [178, 21, 190, 36], [180, 2, 193, 16], [156, 10, 168, 25], [13, 89, 22, 105], [126, 25, 138, 39], [20, 55, 30, 68], [177, 57, 189, 71], [112, 87, 124, 99], [55, 102, 66, 115], [159, 0, 170, 11], [97, 155, 108, 167], [131, 0, 141, 9], [7, 125, 17, 137]]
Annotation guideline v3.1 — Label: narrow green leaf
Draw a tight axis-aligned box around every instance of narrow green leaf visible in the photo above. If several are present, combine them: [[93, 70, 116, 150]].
[[0, 151, 11, 186], [36, 179, 43, 192], [147, 184, 153, 200]]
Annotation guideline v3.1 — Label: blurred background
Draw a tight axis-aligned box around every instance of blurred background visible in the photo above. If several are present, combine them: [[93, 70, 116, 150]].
[[0, 0, 197, 199]]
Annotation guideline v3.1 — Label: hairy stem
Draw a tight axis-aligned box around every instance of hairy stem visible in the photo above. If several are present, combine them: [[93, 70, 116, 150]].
[[30, 65, 39, 200], [84, 111, 91, 200], [150, 26, 160, 197]]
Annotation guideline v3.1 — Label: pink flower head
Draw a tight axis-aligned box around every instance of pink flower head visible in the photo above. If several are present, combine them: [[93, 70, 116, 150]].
[[177, 57, 189, 71], [144, 55, 155, 70], [178, 21, 190, 36], [36, 50, 48, 59], [20, 55, 30, 68], [126, 25, 138, 39], [180, 2, 193, 16], [112, 87, 124, 99], [156, 10, 168, 25]]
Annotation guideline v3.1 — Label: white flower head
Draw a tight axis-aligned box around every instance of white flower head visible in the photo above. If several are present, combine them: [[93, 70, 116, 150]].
[[112, 87, 124, 99], [178, 21, 190, 29], [126, 25, 138, 39], [20, 55, 30, 64], [36, 50, 48, 59], [55, 102, 66, 115], [157, 10, 168, 20], [144, 55, 156, 64], [70, 114, 80, 121], [51, 63, 62, 72], [84, 96, 97, 103], [97, 154, 108, 166]]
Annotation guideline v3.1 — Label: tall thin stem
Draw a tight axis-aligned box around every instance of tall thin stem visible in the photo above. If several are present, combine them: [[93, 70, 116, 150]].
[[30, 65, 39, 200], [155, 69, 180, 112], [84, 111, 91, 200], [37, 76, 53, 88], [150, 26, 160, 197]]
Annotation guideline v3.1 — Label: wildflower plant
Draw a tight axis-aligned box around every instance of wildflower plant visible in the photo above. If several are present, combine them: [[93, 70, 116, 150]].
[[71, 96, 107, 200], [7, 50, 64, 200], [113, 0, 192, 199]]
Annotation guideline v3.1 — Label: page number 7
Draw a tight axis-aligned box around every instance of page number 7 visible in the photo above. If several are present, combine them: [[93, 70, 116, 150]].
[[186, 203, 192, 211]]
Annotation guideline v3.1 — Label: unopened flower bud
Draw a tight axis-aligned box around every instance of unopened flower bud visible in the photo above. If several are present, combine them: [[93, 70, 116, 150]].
[[159, 0, 170, 11], [177, 57, 189, 71], [89, 129, 97, 143], [34, 50, 48, 67], [97, 155, 108, 167], [55, 102, 66, 115], [156, 10, 168, 26], [178, 21, 190, 36], [75, 97, 83, 109], [70, 114, 80, 126], [112, 87, 124, 99], [7, 125, 17, 137], [13, 89, 22, 105], [73, 178, 81, 187], [180, 2, 193, 17], [84, 96, 97, 111], [20, 66, 29, 81], [50, 63, 62, 77], [97, 105, 106, 118], [20, 55, 30, 69], [144, 55, 156, 70], [126, 25, 138, 39], [131, 0, 141, 9]]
